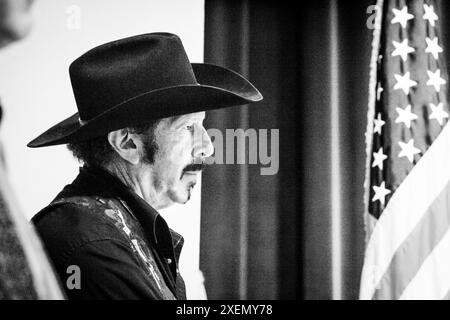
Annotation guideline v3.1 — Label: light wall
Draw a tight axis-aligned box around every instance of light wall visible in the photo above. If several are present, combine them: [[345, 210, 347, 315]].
[[0, 0, 206, 299]]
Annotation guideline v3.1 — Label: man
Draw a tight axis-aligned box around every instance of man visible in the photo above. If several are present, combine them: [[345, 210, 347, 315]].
[[0, 0, 63, 299], [28, 33, 262, 299]]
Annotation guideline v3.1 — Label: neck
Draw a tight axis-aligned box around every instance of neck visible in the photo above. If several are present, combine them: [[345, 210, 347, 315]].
[[103, 159, 168, 210]]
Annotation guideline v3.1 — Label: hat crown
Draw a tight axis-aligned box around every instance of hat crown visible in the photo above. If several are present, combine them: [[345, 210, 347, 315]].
[[69, 33, 198, 121]]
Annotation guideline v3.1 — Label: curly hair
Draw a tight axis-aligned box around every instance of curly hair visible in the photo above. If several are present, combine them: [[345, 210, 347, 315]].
[[67, 120, 160, 168]]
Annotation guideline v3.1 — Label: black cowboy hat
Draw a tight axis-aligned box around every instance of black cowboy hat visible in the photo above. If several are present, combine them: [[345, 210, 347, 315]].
[[27, 32, 262, 148]]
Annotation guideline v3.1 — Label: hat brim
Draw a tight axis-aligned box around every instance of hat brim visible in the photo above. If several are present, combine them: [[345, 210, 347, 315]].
[[27, 63, 262, 148]]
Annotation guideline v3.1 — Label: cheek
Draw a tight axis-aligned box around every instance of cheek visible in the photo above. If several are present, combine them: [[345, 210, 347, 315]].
[[165, 136, 194, 165], [152, 127, 195, 183], [154, 141, 191, 180]]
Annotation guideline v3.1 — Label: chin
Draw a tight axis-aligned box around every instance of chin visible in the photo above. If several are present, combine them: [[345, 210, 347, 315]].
[[179, 191, 192, 204], [169, 185, 194, 205]]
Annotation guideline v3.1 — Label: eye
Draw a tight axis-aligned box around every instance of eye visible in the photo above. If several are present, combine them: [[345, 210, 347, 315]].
[[186, 124, 194, 132]]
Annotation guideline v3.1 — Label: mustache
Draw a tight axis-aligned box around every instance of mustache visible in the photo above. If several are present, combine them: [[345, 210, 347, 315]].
[[183, 163, 205, 173]]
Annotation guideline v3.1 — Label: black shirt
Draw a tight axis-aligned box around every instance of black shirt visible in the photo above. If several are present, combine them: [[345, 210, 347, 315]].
[[33, 166, 186, 300]]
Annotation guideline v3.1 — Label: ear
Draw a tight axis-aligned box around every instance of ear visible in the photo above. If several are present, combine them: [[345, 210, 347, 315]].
[[107, 129, 140, 165]]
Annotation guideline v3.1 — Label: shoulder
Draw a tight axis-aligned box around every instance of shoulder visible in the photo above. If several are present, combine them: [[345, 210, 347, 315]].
[[33, 197, 128, 265]]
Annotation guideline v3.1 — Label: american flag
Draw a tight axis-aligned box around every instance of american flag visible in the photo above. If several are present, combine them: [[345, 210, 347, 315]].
[[360, 0, 450, 299]]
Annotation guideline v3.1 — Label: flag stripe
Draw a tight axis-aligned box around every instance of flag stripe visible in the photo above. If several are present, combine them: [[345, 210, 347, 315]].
[[373, 178, 450, 299], [399, 226, 450, 299], [360, 120, 450, 299]]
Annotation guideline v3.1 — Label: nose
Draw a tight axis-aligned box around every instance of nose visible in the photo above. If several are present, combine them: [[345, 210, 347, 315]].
[[192, 124, 214, 159]]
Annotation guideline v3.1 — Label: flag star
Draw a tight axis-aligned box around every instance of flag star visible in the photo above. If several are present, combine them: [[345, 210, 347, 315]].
[[377, 85, 384, 100], [427, 69, 446, 92], [395, 104, 418, 128], [398, 139, 421, 163], [394, 72, 418, 95], [372, 147, 388, 170], [391, 6, 414, 28], [372, 181, 391, 205], [392, 39, 415, 61], [373, 113, 385, 134], [429, 102, 449, 126], [423, 4, 438, 27], [425, 37, 443, 60]]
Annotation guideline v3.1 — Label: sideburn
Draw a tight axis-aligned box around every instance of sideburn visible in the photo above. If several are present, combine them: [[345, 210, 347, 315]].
[[141, 131, 159, 165]]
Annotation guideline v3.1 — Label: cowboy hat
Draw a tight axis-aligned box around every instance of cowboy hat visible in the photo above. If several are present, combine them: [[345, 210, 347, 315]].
[[27, 32, 262, 148]]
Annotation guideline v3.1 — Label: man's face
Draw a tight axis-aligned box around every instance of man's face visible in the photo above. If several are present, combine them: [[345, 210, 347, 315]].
[[0, 0, 35, 48], [140, 111, 214, 208]]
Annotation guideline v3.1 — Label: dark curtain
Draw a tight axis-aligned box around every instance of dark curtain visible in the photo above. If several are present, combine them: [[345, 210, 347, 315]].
[[200, 0, 374, 299]]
